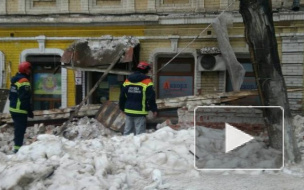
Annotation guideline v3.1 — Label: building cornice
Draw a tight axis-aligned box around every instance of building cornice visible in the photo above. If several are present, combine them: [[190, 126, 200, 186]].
[[0, 10, 303, 26]]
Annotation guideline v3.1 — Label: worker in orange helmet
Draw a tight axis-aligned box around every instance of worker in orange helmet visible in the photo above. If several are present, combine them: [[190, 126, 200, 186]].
[[119, 61, 158, 135], [9, 61, 34, 153]]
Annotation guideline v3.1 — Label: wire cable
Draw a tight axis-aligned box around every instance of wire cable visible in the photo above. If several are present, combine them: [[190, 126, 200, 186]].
[[156, 0, 237, 73]]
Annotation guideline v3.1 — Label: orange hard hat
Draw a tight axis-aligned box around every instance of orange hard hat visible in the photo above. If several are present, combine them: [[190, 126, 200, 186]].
[[137, 61, 151, 70], [18, 61, 32, 75]]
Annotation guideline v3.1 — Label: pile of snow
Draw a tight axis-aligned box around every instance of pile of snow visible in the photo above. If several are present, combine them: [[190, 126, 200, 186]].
[[0, 125, 195, 189], [0, 116, 304, 189]]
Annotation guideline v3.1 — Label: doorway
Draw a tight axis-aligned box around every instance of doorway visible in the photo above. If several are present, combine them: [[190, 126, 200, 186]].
[[27, 55, 62, 110]]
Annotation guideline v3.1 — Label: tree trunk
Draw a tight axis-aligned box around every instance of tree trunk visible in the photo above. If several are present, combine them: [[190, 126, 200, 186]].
[[239, 0, 301, 163]]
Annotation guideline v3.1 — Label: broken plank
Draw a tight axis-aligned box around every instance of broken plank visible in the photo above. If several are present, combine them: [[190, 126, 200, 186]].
[[0, 104, 100, 124], [156, 88, 302, 109], [1, 88, 301, 126], [155, 90, 256, 109], [95, 101, 125, 132]]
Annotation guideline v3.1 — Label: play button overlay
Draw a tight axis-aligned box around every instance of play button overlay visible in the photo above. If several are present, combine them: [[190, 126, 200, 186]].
[[194, 106, 284, 170], [225, 123, 254, 153]]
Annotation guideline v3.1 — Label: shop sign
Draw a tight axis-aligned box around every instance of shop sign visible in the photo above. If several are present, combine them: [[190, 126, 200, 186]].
[[159, 76, 193, 98]]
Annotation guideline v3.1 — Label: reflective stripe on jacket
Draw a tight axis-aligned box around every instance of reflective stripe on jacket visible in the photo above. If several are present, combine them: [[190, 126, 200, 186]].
[[122, 78, 154, 115], [9, 77, 31, 114]]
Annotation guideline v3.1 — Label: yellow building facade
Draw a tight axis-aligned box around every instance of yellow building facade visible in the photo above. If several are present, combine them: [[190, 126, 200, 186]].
[[0, 0, 303, 114]]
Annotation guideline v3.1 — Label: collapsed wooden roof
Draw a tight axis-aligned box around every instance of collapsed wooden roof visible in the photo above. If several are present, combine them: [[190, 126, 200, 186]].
[[60, 36, 139, 68]]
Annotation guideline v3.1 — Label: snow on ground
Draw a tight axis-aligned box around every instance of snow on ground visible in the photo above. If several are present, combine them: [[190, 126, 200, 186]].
[[0, 116, 304, 190]]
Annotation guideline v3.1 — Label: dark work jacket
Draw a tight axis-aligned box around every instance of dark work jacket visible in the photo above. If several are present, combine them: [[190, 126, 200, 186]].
[[9, 73, 32, 115], [119, 71, 158, 116]]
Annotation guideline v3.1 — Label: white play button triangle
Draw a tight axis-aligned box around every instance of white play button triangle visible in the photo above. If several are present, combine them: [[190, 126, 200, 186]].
[[225, 123, 254, 153]]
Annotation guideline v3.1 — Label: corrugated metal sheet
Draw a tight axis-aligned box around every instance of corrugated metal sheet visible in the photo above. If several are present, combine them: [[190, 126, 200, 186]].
[[95, 101, 125, 132]]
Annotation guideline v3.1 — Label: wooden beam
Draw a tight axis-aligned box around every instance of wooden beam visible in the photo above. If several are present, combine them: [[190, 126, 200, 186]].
[[1, 88, 302, 126]]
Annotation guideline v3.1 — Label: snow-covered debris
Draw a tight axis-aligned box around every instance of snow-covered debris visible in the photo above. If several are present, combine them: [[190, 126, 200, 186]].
[[195, 126, 282, 169], [61, 117, 117, 140], [0, 117, 304, 189], [61, 36, 139, 67]]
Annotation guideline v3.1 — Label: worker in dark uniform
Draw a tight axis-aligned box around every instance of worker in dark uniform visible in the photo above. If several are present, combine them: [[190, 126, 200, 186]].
[[119, 61, 158, 135], [9, 61, 34, 153]]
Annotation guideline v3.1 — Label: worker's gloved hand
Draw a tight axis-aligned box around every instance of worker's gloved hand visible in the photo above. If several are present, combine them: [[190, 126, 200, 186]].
[[28, 111, 34, 118]]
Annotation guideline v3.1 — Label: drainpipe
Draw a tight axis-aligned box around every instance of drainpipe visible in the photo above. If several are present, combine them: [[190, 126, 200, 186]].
[[0, 55, 3, 88], [292, 0, 300, 11]]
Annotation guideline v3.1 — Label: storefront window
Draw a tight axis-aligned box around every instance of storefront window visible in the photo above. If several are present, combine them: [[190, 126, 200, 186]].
[[28, 55, 62, 110], [91, 73, 125, 104], [157, 57, 194, 99], [157, 57, 194, 116]]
